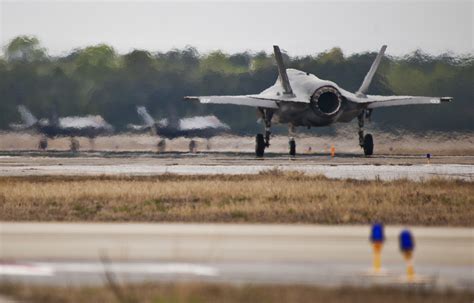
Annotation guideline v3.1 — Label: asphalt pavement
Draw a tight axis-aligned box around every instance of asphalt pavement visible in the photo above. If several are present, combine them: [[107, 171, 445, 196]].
[[1, 223, 472, 289]]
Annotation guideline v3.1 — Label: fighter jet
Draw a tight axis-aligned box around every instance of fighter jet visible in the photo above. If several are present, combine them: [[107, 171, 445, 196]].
[[10, 105, 114, 151], [186, 45, 453, 156], [127, 106, 230, 151]]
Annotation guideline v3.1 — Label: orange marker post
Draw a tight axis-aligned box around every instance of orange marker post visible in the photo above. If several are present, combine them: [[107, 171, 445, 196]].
[[330, 145, 336, 158], [403, 251, 415, 282]]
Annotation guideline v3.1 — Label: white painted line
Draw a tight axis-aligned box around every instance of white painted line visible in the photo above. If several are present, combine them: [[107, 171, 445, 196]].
[[0, 263, 54, 276], [0, 262, 219, 277], [1, 163, 472, 180]]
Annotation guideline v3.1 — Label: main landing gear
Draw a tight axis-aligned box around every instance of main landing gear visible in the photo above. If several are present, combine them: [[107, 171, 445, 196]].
[[38, 137, 48, 150], [255, 133, 265, 157], [358, 110, 374, 156], [70, 137, 80, 152], [255, 108, 297, 157], [289, 138, 296, 156], [157, 139, 166, 152], [256, 129, 296, 157], [254, 108, 375, 157], [255, 108, 273, 157]]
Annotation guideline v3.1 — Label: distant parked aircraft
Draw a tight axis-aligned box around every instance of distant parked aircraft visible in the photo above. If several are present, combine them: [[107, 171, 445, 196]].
[[186, 45, 453, 157], [127, 106, 229, 152], [10, 105, 114, 151]]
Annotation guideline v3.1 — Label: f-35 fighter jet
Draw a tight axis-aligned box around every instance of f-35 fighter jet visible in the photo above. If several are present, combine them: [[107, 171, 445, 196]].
[[10, 105, 114, 151], [127, 106, 229, 152], [186, 45, 452, 157]]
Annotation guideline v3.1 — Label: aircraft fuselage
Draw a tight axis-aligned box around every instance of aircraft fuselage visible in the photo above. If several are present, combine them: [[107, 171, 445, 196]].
[[274, 99, 363, 127]]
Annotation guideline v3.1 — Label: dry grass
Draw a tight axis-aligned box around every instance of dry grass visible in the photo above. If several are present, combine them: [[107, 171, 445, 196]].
[[0, 282, 472, 303], [0, 173, 473, 226]]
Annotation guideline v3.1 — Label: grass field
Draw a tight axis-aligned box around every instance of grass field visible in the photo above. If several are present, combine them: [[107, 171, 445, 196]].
[[1, 282, 472, 303], [1, 172, 473, 226]]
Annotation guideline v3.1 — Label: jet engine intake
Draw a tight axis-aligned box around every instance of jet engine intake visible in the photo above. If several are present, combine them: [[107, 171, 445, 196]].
[[311, 86, 342, 116]]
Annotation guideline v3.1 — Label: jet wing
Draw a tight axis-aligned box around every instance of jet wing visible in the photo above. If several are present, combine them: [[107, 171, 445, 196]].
[[346, 94, 453, 109], [185, 95, 279, 109], [179, 115, 230, 130], [59, 116, 113, 129]]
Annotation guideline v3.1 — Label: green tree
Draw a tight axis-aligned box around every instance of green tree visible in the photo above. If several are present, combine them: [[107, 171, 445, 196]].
[[4, 36, 47, 62]]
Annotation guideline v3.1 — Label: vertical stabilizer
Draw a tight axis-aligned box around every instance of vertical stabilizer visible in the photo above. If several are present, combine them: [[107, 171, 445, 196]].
[[136, 106, 155, 126], [17, 105, 37, 127], [273, 45, 293, 95], [356, 45, 387, 97]]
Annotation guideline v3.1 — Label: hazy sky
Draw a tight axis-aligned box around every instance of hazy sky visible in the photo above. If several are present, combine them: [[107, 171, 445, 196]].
[[1, 0, 472, 57]]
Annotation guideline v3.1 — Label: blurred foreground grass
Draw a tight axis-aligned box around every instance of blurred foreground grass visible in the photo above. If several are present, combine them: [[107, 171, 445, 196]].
[[1, 172, 473, 225], [0, 282, 472, 303]]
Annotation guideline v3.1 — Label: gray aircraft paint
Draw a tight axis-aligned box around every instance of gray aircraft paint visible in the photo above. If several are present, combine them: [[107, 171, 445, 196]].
[[127, 106, 229, 139], [186, 45, 453, 129], [10, 105, 114, 138]]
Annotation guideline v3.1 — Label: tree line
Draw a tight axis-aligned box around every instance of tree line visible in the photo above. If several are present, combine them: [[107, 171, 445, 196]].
[[0, 36, 472, 134]]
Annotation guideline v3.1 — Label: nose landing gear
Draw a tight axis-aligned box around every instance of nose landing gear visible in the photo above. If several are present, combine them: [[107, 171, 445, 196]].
[[157, 139, 166, 153], [70, 137, 80, 152], [38, 137, 48, 150]]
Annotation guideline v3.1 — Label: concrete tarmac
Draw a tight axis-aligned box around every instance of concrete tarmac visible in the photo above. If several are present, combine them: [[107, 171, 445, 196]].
[[1, 223, 472, 289], [0, 152, 473, 180]]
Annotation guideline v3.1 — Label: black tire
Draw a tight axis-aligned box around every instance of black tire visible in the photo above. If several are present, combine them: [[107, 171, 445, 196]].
[[255, 134, 265, 157], [157, 139, 166, 152], [363, 134, 374, 156], [289, 139, 296, 156], [38, 138, 48, 150], [189, 140, 197, 153], [70, 138, 80, 152]]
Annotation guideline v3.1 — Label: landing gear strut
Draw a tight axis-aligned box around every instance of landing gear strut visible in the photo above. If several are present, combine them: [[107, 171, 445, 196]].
[[189, 140, 197, 153], [358, 110, 374, 156], [157, 139, 166, 153], [288, 124, 296, 156], [70, 138, 80, 152], [38, 137, 48, 150], [255, 109, 273, 157]]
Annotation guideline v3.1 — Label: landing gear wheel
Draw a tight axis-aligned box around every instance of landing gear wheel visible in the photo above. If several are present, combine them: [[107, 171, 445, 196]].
[[255, 134, 265, 157], [70, 138, 80, 152], [363, 134, 374, 156], [157, 139, 166, 153], [289, 139, 296, 156], [189, 140, 197, 153], [38, 138, 48, 150]]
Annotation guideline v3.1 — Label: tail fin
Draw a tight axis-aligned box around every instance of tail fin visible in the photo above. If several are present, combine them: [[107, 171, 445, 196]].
[[18, 105, 37, 127], [356, 45, 387, 97], [273, 45, 293, 95], [136, 106, 155, 126]]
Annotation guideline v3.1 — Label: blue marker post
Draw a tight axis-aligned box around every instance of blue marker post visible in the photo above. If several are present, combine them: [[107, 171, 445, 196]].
[[426, 153, 431, 164], [370, 223, 385, 273], [399, 229, 415, 281]]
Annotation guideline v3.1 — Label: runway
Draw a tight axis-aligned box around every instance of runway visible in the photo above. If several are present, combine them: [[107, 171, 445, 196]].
[[0, 152, 473, 180], [1, 223, 473, 289]]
